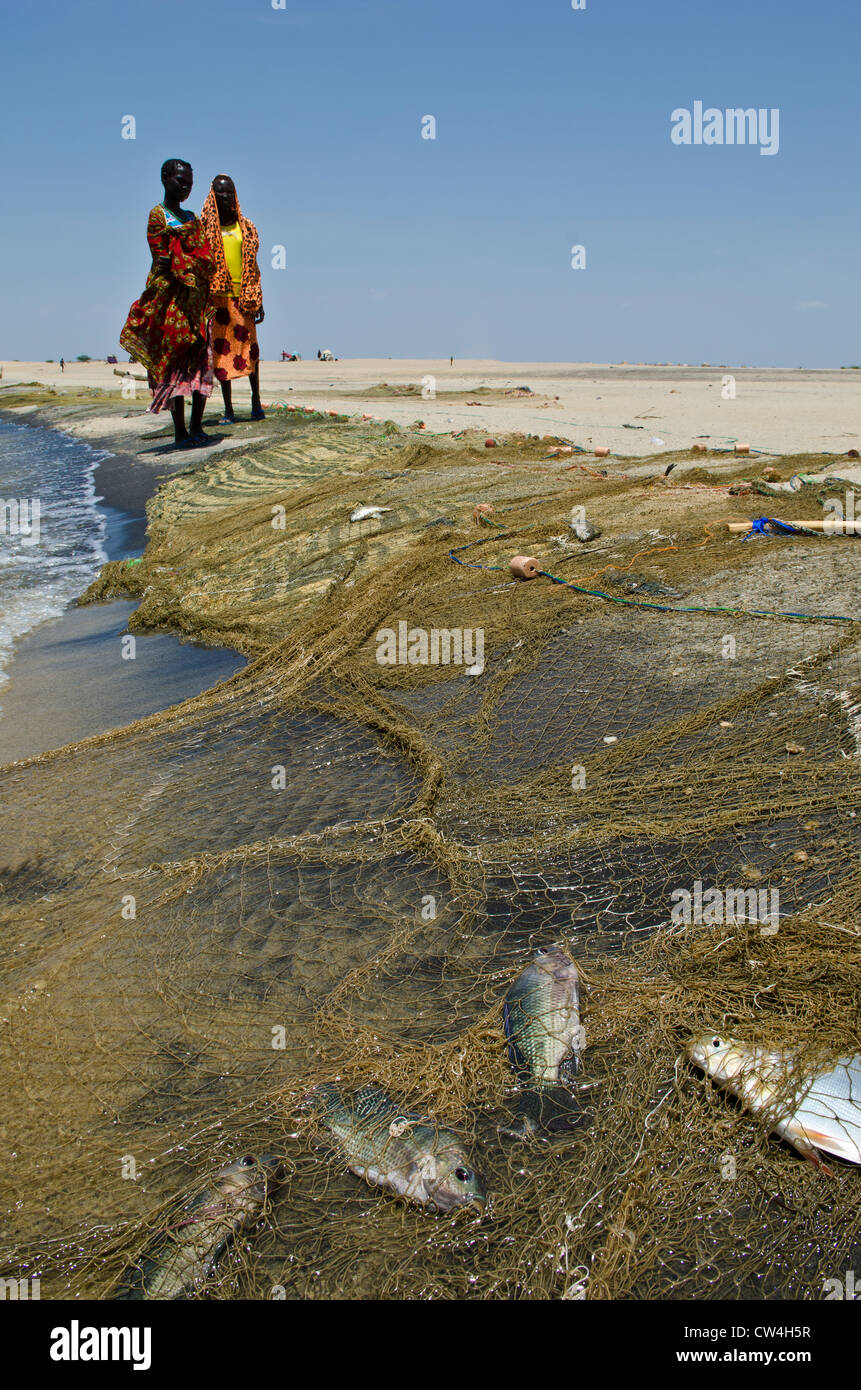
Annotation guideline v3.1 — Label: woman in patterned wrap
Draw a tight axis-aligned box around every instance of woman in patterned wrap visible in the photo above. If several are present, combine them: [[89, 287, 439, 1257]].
[[120, 159, 216, 448], [200, 175, 265, 423]]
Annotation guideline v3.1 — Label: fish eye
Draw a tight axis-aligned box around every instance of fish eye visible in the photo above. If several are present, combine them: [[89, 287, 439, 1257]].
[[455, 1167, 473, 1183], [239, 1155, 256, 1166], [712, 1039, 722, 1049]]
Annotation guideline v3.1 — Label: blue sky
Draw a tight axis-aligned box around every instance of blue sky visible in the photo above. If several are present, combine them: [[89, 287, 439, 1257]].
[[3, 0, 859, 366]]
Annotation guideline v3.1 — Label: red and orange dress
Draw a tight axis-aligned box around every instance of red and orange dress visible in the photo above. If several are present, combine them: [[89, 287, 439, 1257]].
[[200, 190, 262, 382], [120, 204, 215, 412]]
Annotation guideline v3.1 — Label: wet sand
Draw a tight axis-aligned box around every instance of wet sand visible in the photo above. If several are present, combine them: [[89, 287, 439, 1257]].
[[0, 599, 244, 764]]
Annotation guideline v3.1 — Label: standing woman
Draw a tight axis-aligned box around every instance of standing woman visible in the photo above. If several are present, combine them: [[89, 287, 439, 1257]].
[[200, 175, 265, 423], [120, 159, 216, 447]]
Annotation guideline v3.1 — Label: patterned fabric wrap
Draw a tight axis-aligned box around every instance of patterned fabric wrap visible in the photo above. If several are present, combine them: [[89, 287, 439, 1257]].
[[200, 188, 263, 316], [120, 206, 216, 410], [147, 319, 214, 412], [210, 294, 260, 381]]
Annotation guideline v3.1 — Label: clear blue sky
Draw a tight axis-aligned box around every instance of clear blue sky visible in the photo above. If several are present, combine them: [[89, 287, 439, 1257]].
[[3, 0, 859, 366]]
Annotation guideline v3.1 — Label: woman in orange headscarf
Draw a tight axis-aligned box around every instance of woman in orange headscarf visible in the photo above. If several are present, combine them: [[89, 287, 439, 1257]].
[[200, 175, 265, 423]]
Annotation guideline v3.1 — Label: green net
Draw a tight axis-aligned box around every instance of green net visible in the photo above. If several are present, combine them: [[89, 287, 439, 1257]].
[[1, 409, 859, 1299]]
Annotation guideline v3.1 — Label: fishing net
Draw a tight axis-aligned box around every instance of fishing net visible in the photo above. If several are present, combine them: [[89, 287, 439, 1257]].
[[1, 406, 860, 1300]]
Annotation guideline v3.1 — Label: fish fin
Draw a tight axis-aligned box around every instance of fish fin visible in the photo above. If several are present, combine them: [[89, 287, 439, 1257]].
[[559, 1054, 581, 1083], [785, 1131, 835, 1175], [503, 998, 529, 1077]]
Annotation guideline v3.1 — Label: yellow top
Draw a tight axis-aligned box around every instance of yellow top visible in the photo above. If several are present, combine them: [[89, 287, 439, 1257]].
[[221, 222, 243, 295]]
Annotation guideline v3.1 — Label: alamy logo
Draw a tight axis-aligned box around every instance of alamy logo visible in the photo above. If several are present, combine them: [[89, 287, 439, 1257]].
[[1, 497, 41, 546], [823, 491, 861, 534], [50, 1321, 151, 1371], [376, 622, 484, 675], [670, 880, 779, 931], [823, 1271, 859, 1300], [671, 102, 779, 156], [0, 1276, 40, 1299]]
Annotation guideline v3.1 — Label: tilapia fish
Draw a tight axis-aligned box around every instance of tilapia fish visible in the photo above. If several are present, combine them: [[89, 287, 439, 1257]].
[[312, 1083, 486, 1211], [503, 945, 584, 1135], [604, 569, 683, 599], [115, 1154, 282, 1300], [687, 1033, 861, 1173]]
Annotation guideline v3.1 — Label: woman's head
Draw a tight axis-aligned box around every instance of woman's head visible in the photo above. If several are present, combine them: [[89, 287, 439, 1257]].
[[212, 174, 238, 224], [161, 159, 193, 202]]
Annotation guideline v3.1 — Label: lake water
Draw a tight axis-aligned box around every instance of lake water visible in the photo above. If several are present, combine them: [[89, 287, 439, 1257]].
[[0, 417, 108, 697]]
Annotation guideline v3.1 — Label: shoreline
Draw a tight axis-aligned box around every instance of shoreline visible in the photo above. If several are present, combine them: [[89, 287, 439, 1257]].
[[0, 408, 245, 765]]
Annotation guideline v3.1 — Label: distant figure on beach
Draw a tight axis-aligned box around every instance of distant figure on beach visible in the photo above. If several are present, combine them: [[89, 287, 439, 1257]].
[[200, 176, 264, 424], [120, 159, 216, 448], [60, 358, 65, 372]]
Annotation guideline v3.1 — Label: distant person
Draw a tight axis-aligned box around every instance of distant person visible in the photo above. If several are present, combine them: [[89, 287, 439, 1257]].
[[450, 356, 453, 367], [201, 175, 265, 424], [60, 357, 65, 372], [317, 349, 321, 360], [120, 158, 216, 447]]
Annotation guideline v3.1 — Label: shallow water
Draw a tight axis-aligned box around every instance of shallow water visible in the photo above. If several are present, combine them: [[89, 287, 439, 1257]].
[[0, 419, 245, 761], [0, 419, 108, 697]]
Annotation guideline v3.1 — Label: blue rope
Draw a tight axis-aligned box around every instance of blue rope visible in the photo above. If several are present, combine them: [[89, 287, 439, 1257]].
[[739, 516, 821, 540]]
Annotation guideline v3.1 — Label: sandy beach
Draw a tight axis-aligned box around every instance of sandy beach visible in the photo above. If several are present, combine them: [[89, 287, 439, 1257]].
[[3, 357, 861, 458]]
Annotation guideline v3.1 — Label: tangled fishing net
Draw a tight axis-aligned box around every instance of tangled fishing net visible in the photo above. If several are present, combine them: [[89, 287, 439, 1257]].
[[1, 408, 860, 1300]]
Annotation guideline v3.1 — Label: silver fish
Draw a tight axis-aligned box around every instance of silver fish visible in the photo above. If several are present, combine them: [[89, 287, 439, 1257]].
[[569, 519, 601, 542], [115, 1154, 282, 1300], [502, 945, 584, 1137], [312, 1082, 486, 1211], [504, 945, 582, 1088], [687, 1033, 861, 1172], [349, 505, 391, 522]]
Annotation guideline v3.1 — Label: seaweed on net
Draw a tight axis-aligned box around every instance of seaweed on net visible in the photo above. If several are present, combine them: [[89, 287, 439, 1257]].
[[1, 416, 860, 1300]]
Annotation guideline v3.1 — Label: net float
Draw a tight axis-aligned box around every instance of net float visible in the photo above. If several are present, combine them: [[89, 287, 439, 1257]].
[[485, 438, 497, 448], [509, 555, 541, 580], [691, 443, 707, 454], [734, 442, 751, 455], [473, 503, 496, 525], [594, 446, 611, 458]]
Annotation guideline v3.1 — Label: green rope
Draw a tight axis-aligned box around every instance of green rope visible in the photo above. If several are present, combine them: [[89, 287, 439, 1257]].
[[448, 537, 858, 625]]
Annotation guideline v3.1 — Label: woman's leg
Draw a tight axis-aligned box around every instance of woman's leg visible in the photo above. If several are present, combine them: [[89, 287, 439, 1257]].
[[171, 397, 188, 443], [219, 380, 234, 421], [190, 391, 206, 436], [249, 367, 262, 413]]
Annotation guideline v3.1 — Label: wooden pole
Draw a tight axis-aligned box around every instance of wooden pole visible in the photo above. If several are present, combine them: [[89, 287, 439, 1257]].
[[726, 519, 861, 533]]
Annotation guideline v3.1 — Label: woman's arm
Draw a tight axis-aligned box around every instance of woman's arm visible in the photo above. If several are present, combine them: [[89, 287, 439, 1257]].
[[146, 207, 172, 277]]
